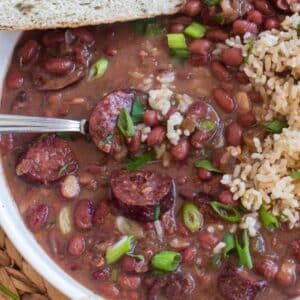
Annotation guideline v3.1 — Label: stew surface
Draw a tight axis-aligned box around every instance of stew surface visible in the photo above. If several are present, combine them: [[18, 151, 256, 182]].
[[1, 1, 299, 299]]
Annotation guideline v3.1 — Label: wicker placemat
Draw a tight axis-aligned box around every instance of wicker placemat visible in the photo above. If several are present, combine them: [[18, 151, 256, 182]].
[[0, 227, 69, 300]]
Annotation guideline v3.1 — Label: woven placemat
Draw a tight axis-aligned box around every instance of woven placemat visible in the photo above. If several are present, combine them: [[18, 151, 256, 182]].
[[0, 227, 69, 300]]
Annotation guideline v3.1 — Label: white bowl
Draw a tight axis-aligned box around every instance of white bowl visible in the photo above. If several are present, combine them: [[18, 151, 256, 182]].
[[0, 31, 102, 300]]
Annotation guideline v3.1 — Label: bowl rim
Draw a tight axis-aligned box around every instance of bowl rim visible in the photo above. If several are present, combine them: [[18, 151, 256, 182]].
[[0, 30, 102, 300]]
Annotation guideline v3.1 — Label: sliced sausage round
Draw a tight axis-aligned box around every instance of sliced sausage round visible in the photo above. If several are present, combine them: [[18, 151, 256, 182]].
[[110, 170, 174, 222], [16, 134, 78, 184], [89, 89, 147, 153]]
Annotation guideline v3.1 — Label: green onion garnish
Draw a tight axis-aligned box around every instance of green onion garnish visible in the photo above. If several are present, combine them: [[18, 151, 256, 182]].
[[145, 22, 166, 37], [154, 205, 161, 221], [199, 119, 216, 131], [56, 132, 72, 140], [99, 134, 114, 148], [127, 253, 145, 261], [212, 254, 222, 268], [235, 230, 253, 269], [184, 22, 207, 39], [131, 97, 144, 124], [265, 119, 288, 134], [244, 39, 254, 64], [167, 33, 188, 49], [170, 48, 191, 58], [182, 203, 203, 233], [223, 232, 235, 258], [210, 201, 241, 223], [111, 269, 118, 282], [151, 251, 181, 272], [0, 283, 20, 300], [117, 108, 135, 138], [126, 151, 156, 171], [291, 170, 300, 180], [203, 0, 221, 6], [106, 236, 135, 264], [194, 159, 222, 173], [131, 19, 165, 36], [259, 206, 279, 230], [58, 162, 73, 175], [88, 58, 108, 81]]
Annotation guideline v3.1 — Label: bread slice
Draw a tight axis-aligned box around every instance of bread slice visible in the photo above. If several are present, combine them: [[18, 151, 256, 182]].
[[0, 0, 185, 31]]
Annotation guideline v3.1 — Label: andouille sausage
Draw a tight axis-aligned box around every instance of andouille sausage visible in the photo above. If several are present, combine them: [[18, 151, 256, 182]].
[[16, 134, 78, 184], [110, 170, 174, 222], [89, 89, 147, 153]]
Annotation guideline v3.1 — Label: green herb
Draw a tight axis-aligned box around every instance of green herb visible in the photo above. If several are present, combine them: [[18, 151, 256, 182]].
[[111, 269, 118, 282], [131, 18, 165, 37], [154, 205, 161, 221], [204, 0, 221, 6], [127, 253, 145, 261], [131, 97, 144, 124], [259, 206, 279, 230], [223, 232, 235, 258], [244, 39, 254, 64], [151, 251, 181, 272], [99, 134, 114, 148], [212, 254, 222, 268], [56, 132, 72, 140], [126, 151, 156, 171], [184, 22, 207, 39], [58, 162, 73, 176], [167, 33, 188, 49], [212, 15, 225, 25], [88, 58, 108, 81], [146, 22, 166, 37], [182, 203, 203, 233], [265, 119, 288, 134], [199, 120, 216, 132], [194, 159, 222, 173], [0, 283, 20, 300], [210, 201, 241, 223], [235, 230, 253, 269], [170, 48, 191, 59], [117, 108, 135, 138], [297, 23, 300, 37], [106, 236, 135, 264], [291, 170, 300, 180]]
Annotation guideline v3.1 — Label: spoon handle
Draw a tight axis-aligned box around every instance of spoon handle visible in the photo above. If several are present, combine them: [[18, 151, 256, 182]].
[[0, 114, 87, 134]]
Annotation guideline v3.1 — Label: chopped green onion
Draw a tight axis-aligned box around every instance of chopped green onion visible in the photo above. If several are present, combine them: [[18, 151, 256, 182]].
[[115, 216, 144, 238], [111, 269, 118, 282], [127, 253, 145, 261], [99, 134, 114, 148], [131, 18, 165, 36], [265, 119, 288, 134], [182, 203, 203, 233], [117, 108, 135, 138], [167, 33, 188, 49], [212, 15, 225, 25], [88, 58, 108, 81], [204, 0, 221, 6], [151, 251, 181, 272], [106, 236, 135, 264], [235, 230, 253, 269], [154, 205, 161, 221], [170, 48, 191, 58], [131, 97, 144, 124], [184, 22, 207, 39], [210, 201, 241, 223], [0, 283, 20, 300], [126, 151, 156, 171], [291, 170, 300, 180], [223, 232, 235, 258], [212, 254, 222, 268], [56, 132, 72, 140], [194, 159, 222, 173], [58, 162, 73, 175], [146, 22, 166, 37], [259, 206, 279, 230], [244, 39, 254, 64], [199, 120, 216, 132]]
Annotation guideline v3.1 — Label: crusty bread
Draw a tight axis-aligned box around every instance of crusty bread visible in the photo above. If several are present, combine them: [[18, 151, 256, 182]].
[[0, 0, 185, 31]]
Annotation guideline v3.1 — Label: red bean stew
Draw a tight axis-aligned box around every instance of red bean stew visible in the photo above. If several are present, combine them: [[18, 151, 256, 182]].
[[1, 1, 299, 299]]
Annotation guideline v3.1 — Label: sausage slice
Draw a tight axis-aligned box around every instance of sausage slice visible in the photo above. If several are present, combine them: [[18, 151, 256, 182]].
[[110, 170, 174, 222], [89, 89, 146, 153], [16, 134, 78, 184]]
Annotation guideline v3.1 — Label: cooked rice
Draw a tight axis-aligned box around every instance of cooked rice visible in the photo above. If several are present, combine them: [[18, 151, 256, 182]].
[[221, 13, 300, 228]]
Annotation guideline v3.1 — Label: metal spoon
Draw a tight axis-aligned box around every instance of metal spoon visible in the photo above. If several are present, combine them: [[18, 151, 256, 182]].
[[0, 114, 87, 134]]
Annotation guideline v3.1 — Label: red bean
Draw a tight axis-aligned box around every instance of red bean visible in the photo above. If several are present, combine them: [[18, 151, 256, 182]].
[[120, 256, 148, 273], [189, 39, 212, 56], [68, 235, 86, 256], [147, 126, 166, 147], [218, 190, 237, 206], [248, 91, 263, 104], [254, 0, 275, 16], [275, 0, 289, 11], [118, 274, 141, 290], [206, 29, 229, 43], [190, 130, 212, 149], [225, 122, 243, 146], [264, 17, 280, 30], [183, 0, 202, 16], [127, 131, 141, 154], [19, 40, 40, 64], [221, 48, 243, 67], [169, 23, 185, 33], [211, 61, 231, 82], [276, 259, 296, 287], [98, 283, 120, 299], [233, 20, 258, 36], [198, 168, 213, 181], [171, 139, 189, 161], [182, 246, 197, 264], [247, 10, 263, 25], [27, 204, 49, 232], [212, 88, 236, 113], [42, 31, 65, 47], [6, 69, 24, 89], [186, 101, 207, 121], [92, 268, 111, 281], [127, 291, 140, 300], [143, 110, 159, 126], [235, 71, 250, 84], [103, 45, 118, 56], [198, 232, 219, 249], [44, 58, 75, 75], [255, 258, 278, 280], [74, 199, 95, 230], [71, 28, 95, 46], [237, 112, 257, 128]]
